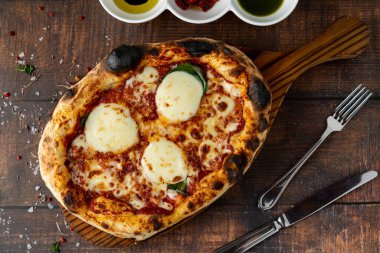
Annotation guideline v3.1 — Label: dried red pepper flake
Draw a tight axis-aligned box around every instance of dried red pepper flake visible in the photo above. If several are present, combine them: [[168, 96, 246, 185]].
[[80, 15, 85, 21], [16, 56, 21, 61], [16, 155, 22, 160], [38, 6, 44, 11], [49, 11, 55, 17], [69, 226, 74, 231], [86, 66, 92, 72], [59, 237, 66, 243], [9, 31, 16, 36], [47, 197, 53, 202], [3, 92, 11, 97]]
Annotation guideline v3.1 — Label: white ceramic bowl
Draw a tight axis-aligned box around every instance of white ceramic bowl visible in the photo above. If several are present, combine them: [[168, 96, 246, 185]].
[[99, 0, 298, 26]]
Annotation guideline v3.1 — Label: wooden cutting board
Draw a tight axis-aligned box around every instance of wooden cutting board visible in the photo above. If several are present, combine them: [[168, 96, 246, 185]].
[[61, 16, 369, 248]]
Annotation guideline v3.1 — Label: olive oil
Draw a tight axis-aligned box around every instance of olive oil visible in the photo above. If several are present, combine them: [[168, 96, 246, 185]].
[[114, 0, 159, 14], [238, 0, 284, 17]]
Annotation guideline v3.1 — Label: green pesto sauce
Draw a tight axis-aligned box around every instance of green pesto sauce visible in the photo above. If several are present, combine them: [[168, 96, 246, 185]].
[[114, 0, 158, 14], [238, 0, 284, 17]]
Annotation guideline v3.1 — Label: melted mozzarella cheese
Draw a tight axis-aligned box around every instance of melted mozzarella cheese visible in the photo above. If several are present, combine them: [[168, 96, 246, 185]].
[[212, 94, 235, 117], [136, 66, 159, 84], [141, 138, 187, 184], [85, 103, 139, 153], [72, 134, 88, 149], [156, 71, 203, 122]]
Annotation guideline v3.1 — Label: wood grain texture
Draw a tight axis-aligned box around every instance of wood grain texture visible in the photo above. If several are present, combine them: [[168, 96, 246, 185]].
[[0, 0, 379, 252]]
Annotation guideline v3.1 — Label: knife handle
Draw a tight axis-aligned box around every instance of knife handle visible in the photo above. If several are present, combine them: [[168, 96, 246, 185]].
[[213, 216, 286, 253]]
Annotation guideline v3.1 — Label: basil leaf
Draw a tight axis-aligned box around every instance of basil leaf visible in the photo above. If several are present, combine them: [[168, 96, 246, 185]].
[[17, 64, 34, 75], [168, 179, 187, 195], [80, 113, 89, 128], [167, 63, 207, 94]]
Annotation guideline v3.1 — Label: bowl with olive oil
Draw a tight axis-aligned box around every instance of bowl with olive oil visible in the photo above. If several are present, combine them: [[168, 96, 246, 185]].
[[231, 0, 298, 26], [99, 0, 298, 25]]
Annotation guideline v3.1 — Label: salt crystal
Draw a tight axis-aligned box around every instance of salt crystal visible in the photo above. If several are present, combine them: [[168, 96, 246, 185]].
[[31, 76, 37, 81], [19, 234, 23, 238], [33, 240, 37, 245], [27, 243, 32, 250], [59, 59, 64, 64], [30, 54, 34, 60], [47, 203, 53, 209], [34, 91, 40, 96], [27, 207, 34, 213], [76, 242, 80, 247], [39, 37, 44, 42], [19, 52, 25, 58], [35, 186, 40, 191]]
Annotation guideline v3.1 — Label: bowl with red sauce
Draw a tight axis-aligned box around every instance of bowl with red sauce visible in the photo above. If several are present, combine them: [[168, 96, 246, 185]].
[[99, 0, 298, 25]]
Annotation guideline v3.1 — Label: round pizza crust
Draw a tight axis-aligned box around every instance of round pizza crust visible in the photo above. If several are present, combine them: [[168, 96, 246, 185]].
[[38, 38, 272, 241]]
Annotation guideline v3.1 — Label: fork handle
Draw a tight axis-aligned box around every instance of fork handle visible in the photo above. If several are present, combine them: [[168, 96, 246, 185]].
[[258, 127, 334, 210]]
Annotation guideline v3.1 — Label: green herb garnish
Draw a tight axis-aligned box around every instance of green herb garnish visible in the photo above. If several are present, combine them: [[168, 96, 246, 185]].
[[80, 113, 89, 128], [17, 64, 34, 75], [168, 178, 187, 195], [167, 63, 207, 94], [51, 241, 61, 253]]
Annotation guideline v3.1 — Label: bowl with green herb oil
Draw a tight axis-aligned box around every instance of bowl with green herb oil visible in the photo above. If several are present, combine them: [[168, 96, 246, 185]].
[[232, 0, 298, 26]]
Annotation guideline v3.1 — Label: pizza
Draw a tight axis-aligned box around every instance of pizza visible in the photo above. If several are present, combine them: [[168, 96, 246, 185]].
[[38, 38, 271, 241]]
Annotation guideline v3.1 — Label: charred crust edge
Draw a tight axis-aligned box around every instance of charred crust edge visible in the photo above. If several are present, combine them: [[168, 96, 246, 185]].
[[180, 40, 214, 57], [63, 191, 76, 208], [101, 222, 109, 229], [150, 216, 162, 231], [258, 114, 269, 132], [106, 44, 145, 72], [62, 86, 77, 100], [248, 78, 271, 110], [246, 138, 260, 151], [213, 181, 224, 190], [224, 154, 247, 183]]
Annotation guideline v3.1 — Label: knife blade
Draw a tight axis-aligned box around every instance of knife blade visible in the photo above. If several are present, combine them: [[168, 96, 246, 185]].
[[213, 170, 378, 253]]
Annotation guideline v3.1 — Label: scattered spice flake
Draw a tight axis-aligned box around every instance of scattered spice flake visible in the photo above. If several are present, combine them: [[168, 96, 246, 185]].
[[39, 36, 44, 42], [74, 75, 81, 82], [59, 237, 66, 244], [18, 52, 25, 58], [49, 11, 55, 17], [35, 186, 40, 191], [86, 66, 91, 72], [59, 59, 64, 64], [17, 64, 34, 75], [38, 6, 44, 11], [47, 203, 54, 209], [3, 92, 11, 98], [80, 15, 85, 21], [9, 31, 16, 36], [16, 155, 22, 160], [75, 242, 80, 247], [27, 243, 32, 250], [27, 207, 34, 213]]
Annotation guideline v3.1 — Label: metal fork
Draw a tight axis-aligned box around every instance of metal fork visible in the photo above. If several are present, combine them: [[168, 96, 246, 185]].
[[258, 84, 372, 210]]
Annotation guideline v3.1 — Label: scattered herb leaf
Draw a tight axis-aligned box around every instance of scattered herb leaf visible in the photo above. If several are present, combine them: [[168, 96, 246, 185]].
[[17, 64, 34, 75], [51, 241, 60, 253], [168, 178, 187, 195], [167, 63, 207, 94], [80, 113, 89, 128]]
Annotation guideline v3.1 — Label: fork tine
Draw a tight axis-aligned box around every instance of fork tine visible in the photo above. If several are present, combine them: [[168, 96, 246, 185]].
[[335, 84, 362, 112], [343, 92, 372, 124], [340, 89, 370, 120], [336, 87, 367, 118]]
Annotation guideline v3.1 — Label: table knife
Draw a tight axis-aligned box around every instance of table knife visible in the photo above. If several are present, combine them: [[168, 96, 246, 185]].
[[213, 170, 378, 253]]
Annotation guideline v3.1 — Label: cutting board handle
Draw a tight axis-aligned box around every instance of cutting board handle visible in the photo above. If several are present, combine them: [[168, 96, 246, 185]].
[[262, 16, 369, 85]]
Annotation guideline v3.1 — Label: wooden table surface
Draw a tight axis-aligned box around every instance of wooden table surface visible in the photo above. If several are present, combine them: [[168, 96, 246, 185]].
[[0, 1, 379, 252]]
